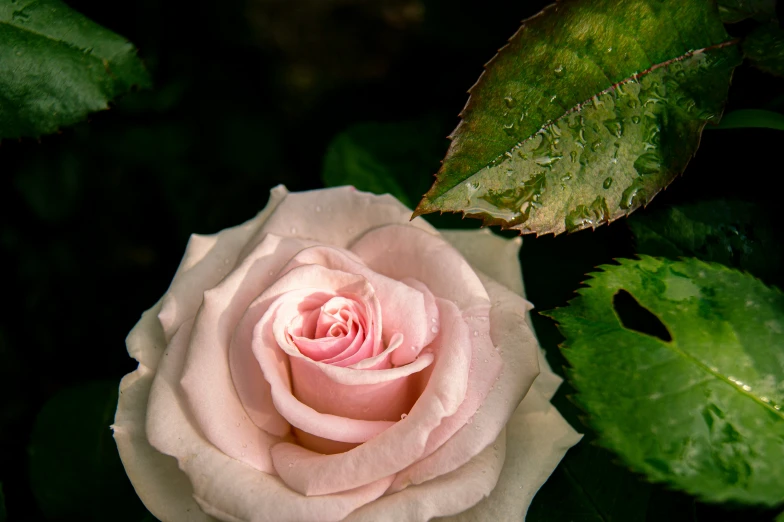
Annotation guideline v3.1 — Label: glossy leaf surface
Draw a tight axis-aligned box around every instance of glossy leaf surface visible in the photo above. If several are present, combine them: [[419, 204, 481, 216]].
[[0, 0, 150, 138], [415, 0, 741, 235], [547, 257, 784, 505], [743, 24, 784, 78]]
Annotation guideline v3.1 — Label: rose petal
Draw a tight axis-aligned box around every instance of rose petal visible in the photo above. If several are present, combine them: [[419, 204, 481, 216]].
[[255, 282, 430, 443], [438, 229, 526, 298], [159, 185, 288, 342], [350, 225, 490, 313], [145, 307, 396, 522], [112, 301, 212, 522], [388, 274, 540, 492], [342, 430, 507, 522], [270, 298, 471, 496], [440, 387, 582, 522], [181, 234, 318, 471], [242, 186, 436, 251]]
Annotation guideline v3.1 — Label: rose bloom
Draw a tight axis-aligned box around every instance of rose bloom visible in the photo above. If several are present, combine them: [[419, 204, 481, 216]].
[[113, 186, 580, 522]]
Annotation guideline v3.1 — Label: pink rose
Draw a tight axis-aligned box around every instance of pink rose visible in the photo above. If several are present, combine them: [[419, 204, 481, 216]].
[[113, 186, 580, 522]]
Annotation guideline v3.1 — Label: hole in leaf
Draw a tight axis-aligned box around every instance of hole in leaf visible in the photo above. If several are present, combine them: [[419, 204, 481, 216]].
[[612, 290, 672, 342]]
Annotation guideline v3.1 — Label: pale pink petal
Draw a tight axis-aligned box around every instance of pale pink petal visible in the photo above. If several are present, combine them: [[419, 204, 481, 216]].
[[181, 234, 318, 471], [242, 186, 436, 251], [441, 388, 582, 522], [343, 430, 507, 522], [113, 301, 213, 522], [350, 225, 490, 313], [158, 185, 288, 341], [270, 298, 471, 496], [145, 308, 396, 522], [388, 274, 540, 492], [439, 228, 526, 298]]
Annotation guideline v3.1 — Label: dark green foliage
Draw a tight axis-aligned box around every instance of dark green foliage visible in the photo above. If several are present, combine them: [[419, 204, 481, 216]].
[[0, 0, 150, 138], [744, 24, 784, 77], [28, 381, 148, 521], [629, 200, 784, 288], [322, 117, 447, 208], [549, 257, 784, 505]]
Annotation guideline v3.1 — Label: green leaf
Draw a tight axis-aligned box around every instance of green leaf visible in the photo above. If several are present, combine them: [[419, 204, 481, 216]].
[[322, 117, 447, 208], [629, 200, 784, 288], [414, 0, 741, 235], [711, 109, 784, 130], [0, 0, 151, 139], [777, 510, 784, 522], [547, 256, 784, 505], [743, 24, 784, 78], [717, 0, 778, 22], [28, 380, 149, 521]]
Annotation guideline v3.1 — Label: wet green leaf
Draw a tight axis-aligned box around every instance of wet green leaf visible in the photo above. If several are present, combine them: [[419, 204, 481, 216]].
[[743, 24, 784, 78], [717, 0, 778, 22], [414, 0, 741, 235], [547, 257, 784, 505], [28, 380, 148, 521], [711, 109, 784, 130], [0, 0, 150, 139], [322, 118, 447, 208], [629, 200, 784, 288]]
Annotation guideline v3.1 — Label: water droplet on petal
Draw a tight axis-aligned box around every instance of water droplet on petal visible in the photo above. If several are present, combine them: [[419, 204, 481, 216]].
[[242, 443, 247, 448], [400, 413, 408, 419], [315, 205, 322, 212], [473, 330, 479, 337], [288, 463, 294, 468], [431, 326, 439, 334], [290, 227, 297, 234]]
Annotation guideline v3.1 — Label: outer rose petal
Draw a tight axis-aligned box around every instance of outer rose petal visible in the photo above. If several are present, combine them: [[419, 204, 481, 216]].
[[242, 186, 436, 251], [343, 430, 507, 522], [158, 185, 288, 342], [388, 274, 540, 493], [439, 229, 563, 402], [112, 302, 214, 522]]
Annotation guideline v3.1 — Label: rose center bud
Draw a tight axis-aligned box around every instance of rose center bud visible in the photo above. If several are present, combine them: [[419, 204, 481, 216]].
[[287, 295, 371, 366]]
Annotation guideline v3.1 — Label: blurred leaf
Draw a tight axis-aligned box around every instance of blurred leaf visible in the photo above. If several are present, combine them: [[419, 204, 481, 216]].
[[0, 0, 150, 139], [777, 510, 784, 522], [743, 24, 784, 78], [629, 200, 784, 287], [322, 117, 447, 207], [28, 380, 148, 521], [414, 0, 741, 235], [547, 256, 784, 506], [717, 0, 778, 22], [711, 109, 784, 130]]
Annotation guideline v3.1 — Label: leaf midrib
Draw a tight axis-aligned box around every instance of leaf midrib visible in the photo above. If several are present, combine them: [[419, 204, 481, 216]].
[[600, 298, 784, 420], [437, 38, 740, 204]]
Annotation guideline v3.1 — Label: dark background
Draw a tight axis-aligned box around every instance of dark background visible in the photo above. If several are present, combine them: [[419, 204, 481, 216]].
[[1, 0, 782, 520]]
